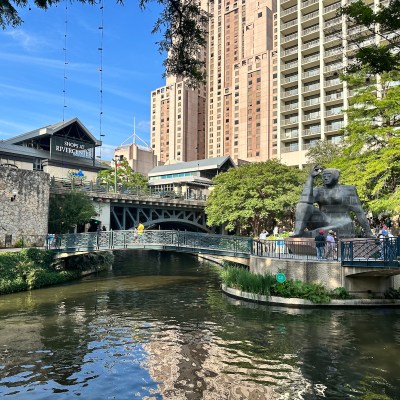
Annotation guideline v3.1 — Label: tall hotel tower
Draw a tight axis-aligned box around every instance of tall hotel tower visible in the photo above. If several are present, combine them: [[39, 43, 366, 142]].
[[207, 0, 277, 162], [150, 76, 207, 164], [278, 0, 350, 167]]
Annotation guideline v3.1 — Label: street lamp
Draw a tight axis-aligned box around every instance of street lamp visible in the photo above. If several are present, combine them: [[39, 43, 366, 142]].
[[112, 155, 123, 193]]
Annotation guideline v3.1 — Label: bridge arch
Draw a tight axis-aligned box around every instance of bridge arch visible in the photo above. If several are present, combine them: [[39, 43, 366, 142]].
[[110, 203, 208, 232]]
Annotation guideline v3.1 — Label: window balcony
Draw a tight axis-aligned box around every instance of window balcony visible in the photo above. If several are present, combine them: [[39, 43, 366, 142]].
[[282, 5, 297, 17], [282, 47, 298, 57], [282, 60, 298, 71], [281, 130, 299, 140], [282, 103, 299, 112], [281, 19, 298, 30], [302, 39, 320, 50], [282, 89, 299, 98], [302, 127, 321, 137], [302, 25, 320, 37], [323, 2, 340, 14], [282, 32, 298, 44], [281, 145, 300, 153], [324, 17, 342, 29], [302, 97, 320, 107], [302, 10, 319, 22], [302, 53, 320, 65], [302, 69, 320, 79], [303, 112, 321, 121], [283, 74, 299, 84], [303, 83, 320, 93], [324, 92, 343, 102]]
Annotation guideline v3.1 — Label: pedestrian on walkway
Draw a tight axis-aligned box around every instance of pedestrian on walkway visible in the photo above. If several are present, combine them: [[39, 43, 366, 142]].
[[315, 230, 326, 260]]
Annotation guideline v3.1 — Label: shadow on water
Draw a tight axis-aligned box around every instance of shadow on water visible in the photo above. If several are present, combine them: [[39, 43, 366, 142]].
[[0, 250, 399, 399]]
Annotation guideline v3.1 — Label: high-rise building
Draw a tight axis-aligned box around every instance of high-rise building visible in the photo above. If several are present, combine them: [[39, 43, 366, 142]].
[[277, 0, 348, 167], [151, 0, 277, 165], [207, 0, 277, 162], [150, 76, 207, 165]]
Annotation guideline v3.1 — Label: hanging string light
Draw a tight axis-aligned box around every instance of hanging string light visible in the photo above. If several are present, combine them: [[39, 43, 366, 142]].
[[98, 0, 105, 160], [62, 0, 68, 123]]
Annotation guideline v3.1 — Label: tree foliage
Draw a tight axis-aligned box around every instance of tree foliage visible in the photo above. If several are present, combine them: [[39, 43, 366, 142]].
[[205, 160, 304, 236], [49, 191, 96, 233], [327, 70, 400, 215], [340, 0, 400, 74], [0, 0, 207, 86], [306, 139, 344, 167], [97, 157, 148, 191]]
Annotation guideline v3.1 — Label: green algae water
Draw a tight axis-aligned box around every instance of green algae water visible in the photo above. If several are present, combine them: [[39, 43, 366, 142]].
[[0, 250, 399, 399]]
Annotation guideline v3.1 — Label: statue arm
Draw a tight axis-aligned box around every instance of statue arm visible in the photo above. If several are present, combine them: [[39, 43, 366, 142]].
[[347, 188, 375, 237], [298, 165, 321, 204]]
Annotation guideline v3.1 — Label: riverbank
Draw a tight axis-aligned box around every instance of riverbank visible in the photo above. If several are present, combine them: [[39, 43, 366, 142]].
[[222, 284, 400, 308], [0, 248, 114, 295]]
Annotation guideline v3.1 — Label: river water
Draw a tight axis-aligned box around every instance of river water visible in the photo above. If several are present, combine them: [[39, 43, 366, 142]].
[[0, 250, 399, 399]]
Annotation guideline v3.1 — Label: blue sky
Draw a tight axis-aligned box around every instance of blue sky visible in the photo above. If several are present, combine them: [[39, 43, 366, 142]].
[[0, 1, 167, 160]]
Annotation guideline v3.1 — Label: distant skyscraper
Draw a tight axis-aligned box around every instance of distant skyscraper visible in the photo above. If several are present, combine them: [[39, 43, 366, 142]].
[[206, 0, 277, 163], [150, 0, 277, 165], [150, 76, 207, 164]]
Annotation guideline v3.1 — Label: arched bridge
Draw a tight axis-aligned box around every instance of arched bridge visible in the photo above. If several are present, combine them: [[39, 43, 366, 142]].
[[49, 230, 252, 259], [51, 185, 209, 232]]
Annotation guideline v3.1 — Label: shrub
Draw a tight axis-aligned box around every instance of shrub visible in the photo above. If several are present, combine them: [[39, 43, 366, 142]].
[[384, 287, 400, 299], [331, 287, 351, 299], [221, 267, 355, 304]]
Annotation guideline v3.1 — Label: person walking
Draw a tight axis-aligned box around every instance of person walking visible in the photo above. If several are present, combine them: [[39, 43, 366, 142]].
[[315, 230, 326, 260], [326, 230, 336, 259]]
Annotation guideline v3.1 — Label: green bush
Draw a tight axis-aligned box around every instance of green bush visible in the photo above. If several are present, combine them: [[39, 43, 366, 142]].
[[220, 267, 354, 304], [0, 249, 100, 295], [384, 287, 400, 299], [220, 267, 276, 296], [330, 287, 351, 299]]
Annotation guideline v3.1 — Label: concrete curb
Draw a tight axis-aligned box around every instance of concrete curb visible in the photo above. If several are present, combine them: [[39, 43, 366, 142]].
[[221, 284, 400, 308]]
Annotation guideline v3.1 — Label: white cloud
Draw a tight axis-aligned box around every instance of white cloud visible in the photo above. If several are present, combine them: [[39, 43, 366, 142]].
[[3, 29, 48, 51]]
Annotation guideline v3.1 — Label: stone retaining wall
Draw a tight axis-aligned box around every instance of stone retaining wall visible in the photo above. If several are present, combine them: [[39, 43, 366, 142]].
[[0, 167, 49, 246]]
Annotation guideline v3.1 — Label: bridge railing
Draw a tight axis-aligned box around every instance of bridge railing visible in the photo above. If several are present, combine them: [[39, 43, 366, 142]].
[[48, 230, 253, 257], [341, 237, 400, 267], [50, 177, 207, 201]]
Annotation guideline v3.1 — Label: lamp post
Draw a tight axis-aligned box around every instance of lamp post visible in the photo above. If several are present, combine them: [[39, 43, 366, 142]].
[[113, 155, 123, 193]]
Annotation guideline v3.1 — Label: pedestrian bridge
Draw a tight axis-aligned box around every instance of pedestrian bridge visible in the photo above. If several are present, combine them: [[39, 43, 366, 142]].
[[49, 230, 253, 260]]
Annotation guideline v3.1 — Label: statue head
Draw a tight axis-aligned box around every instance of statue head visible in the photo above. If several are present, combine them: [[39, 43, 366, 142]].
[[322, 168, 340, 187]]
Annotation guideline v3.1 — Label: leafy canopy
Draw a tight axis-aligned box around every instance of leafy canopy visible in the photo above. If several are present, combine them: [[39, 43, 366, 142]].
[[97, 157, 148, 191], [49, 191, 96, 233], [327, 70, 400, 215], [0, 0, 207, 86], [205, 160, 304, 235], [340, 0, 400, 74]]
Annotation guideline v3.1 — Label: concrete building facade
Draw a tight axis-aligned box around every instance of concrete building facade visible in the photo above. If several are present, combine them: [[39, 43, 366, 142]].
[[150, 76, 207, 165], [207, 0, 277, 163], [277, 0, 349, 167]]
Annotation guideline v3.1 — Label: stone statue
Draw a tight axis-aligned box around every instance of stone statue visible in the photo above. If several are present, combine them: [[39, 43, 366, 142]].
[[292, 165, 374, 238]]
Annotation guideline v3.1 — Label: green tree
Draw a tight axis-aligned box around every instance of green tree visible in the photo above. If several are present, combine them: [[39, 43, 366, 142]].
[[205, 160, 304, 236], [97, 157, 148, 192], [305, 139, 344, 167], [340, 0, 400, 74], [328, 70, 400, 215], [0, 0, 207, 86], [49, 191, 96, 233]]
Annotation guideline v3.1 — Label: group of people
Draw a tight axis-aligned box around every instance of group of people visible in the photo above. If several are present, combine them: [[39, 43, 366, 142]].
[[314, 229, 338, 260]]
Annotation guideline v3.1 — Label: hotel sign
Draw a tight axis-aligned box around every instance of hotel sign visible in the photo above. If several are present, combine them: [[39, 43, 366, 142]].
[[52, 137, 94, 159]]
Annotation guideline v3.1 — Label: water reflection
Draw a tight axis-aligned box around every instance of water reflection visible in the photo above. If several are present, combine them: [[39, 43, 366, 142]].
[[0, 250, 399, 399]]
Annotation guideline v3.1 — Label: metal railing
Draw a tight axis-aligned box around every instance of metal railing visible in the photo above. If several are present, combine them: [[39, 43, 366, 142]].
[[341, 237, 400, 267], [46, 230, 253, 258], [50, 177, 207, 202], [253, 239, 339, 261]]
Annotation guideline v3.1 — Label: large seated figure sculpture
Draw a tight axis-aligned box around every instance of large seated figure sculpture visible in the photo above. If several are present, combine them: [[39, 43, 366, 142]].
[[292, 165, 374, 238]]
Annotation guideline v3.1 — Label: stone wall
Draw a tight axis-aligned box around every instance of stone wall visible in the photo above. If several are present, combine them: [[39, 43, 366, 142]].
[[250, 257, 400, 296], [0, 167, 50, 246], [250, 257, 344, 290]]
